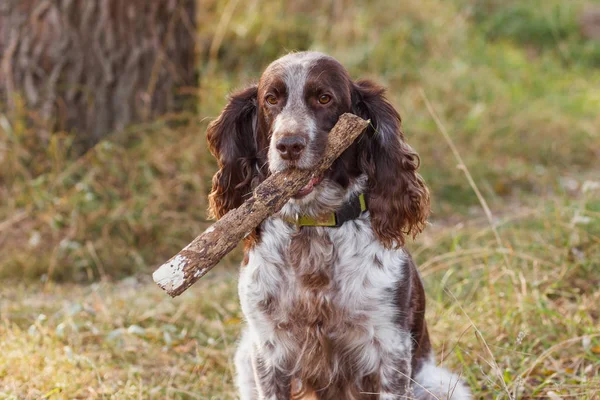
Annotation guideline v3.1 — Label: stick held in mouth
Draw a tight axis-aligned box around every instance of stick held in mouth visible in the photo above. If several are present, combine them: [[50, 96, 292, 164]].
[[153, 113, 369, 297]]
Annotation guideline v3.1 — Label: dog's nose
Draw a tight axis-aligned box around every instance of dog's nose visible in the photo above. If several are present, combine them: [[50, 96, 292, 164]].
[[276, 136, 306, 161]]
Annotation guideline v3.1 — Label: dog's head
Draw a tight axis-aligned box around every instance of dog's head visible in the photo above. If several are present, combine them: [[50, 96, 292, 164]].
[[207, 51, 429, 247]]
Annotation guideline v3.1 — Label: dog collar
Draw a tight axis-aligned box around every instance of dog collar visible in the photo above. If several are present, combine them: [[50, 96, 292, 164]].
[[285, 193, 368, 227]]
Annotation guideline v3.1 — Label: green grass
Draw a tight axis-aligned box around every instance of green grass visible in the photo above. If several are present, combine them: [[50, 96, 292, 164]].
[[1, 0, 600, 398]]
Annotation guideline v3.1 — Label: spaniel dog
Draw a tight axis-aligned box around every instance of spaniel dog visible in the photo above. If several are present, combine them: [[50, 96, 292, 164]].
[[207, 51, 470, 400]]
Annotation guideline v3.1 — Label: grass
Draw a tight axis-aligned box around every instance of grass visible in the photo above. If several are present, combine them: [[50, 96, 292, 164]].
[[1, 0, 600, 398], [2, 194, 599, 398]]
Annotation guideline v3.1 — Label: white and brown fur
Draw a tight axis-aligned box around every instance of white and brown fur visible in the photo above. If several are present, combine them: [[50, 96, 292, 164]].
[[207, 52, 471, 399]]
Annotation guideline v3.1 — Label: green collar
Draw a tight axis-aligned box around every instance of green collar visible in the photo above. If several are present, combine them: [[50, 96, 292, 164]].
[[285, 193, 368, 227]]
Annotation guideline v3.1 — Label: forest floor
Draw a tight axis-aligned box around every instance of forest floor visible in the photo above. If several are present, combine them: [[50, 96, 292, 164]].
[[2, 190, 600, 399], [2, 0, 600, 398]]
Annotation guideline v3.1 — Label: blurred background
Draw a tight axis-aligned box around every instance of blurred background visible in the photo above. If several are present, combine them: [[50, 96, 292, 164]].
[[1, 0, 599, 398]]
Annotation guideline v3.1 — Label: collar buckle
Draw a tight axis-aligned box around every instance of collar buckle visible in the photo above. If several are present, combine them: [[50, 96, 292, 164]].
[[286, 193, 368, 228]]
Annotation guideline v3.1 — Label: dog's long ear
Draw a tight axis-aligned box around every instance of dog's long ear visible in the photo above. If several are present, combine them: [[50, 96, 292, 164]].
[[207, 85, 259, 219], [352, 79, 430, 248]]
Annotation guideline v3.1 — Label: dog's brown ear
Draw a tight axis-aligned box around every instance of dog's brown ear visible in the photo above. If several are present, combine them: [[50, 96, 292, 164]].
[[352, 79, 430, 248], [207, 85, 259, 219]]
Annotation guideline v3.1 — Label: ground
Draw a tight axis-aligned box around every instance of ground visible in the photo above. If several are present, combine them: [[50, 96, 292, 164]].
[[1, 0, 600, 398], [2, 192, 600, 398]]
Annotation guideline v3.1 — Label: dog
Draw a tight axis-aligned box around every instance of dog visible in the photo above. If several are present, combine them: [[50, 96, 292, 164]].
[[206, 51, 471, 399]]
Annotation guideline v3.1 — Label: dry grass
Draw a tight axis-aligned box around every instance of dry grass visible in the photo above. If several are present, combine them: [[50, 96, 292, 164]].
[[2, 192, 599, 398], [1, 0, 600, 398], [0, 272, 241, 399]]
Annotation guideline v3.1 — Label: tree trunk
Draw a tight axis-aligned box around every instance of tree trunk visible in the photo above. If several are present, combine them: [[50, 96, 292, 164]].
[[0, 0, 196, 150]]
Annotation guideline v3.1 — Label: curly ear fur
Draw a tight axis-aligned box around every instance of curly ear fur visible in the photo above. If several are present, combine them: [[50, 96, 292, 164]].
[[207, 85, 259, 220], [352, 79, 430, 248]]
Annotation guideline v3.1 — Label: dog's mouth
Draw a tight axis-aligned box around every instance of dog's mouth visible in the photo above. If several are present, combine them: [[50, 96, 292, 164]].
[[293, 174, 324, 199]]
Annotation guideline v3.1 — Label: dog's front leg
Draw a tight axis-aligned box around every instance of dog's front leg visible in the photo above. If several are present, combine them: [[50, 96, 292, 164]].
[[252, 349, 292, 400], [378, 354, 412, 400]]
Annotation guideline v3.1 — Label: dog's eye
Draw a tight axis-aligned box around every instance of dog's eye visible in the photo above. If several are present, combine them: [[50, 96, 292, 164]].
[[266, 95, 278, 105], [318, 94, 331, 104]]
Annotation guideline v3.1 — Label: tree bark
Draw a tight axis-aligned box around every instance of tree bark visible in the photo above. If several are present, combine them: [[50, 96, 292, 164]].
[[0, 0, 196, 150], [153, 113, 369, 297]]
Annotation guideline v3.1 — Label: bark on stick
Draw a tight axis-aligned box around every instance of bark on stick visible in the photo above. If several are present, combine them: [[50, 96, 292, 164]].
[[153, 113, 369, 297]]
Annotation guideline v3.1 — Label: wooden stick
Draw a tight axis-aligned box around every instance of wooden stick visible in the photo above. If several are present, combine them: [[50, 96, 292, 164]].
[[153, 113, 369, 297]]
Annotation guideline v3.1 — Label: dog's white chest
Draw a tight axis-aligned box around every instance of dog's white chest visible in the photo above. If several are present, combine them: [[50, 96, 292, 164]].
[[238, 217, 408, 373]]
